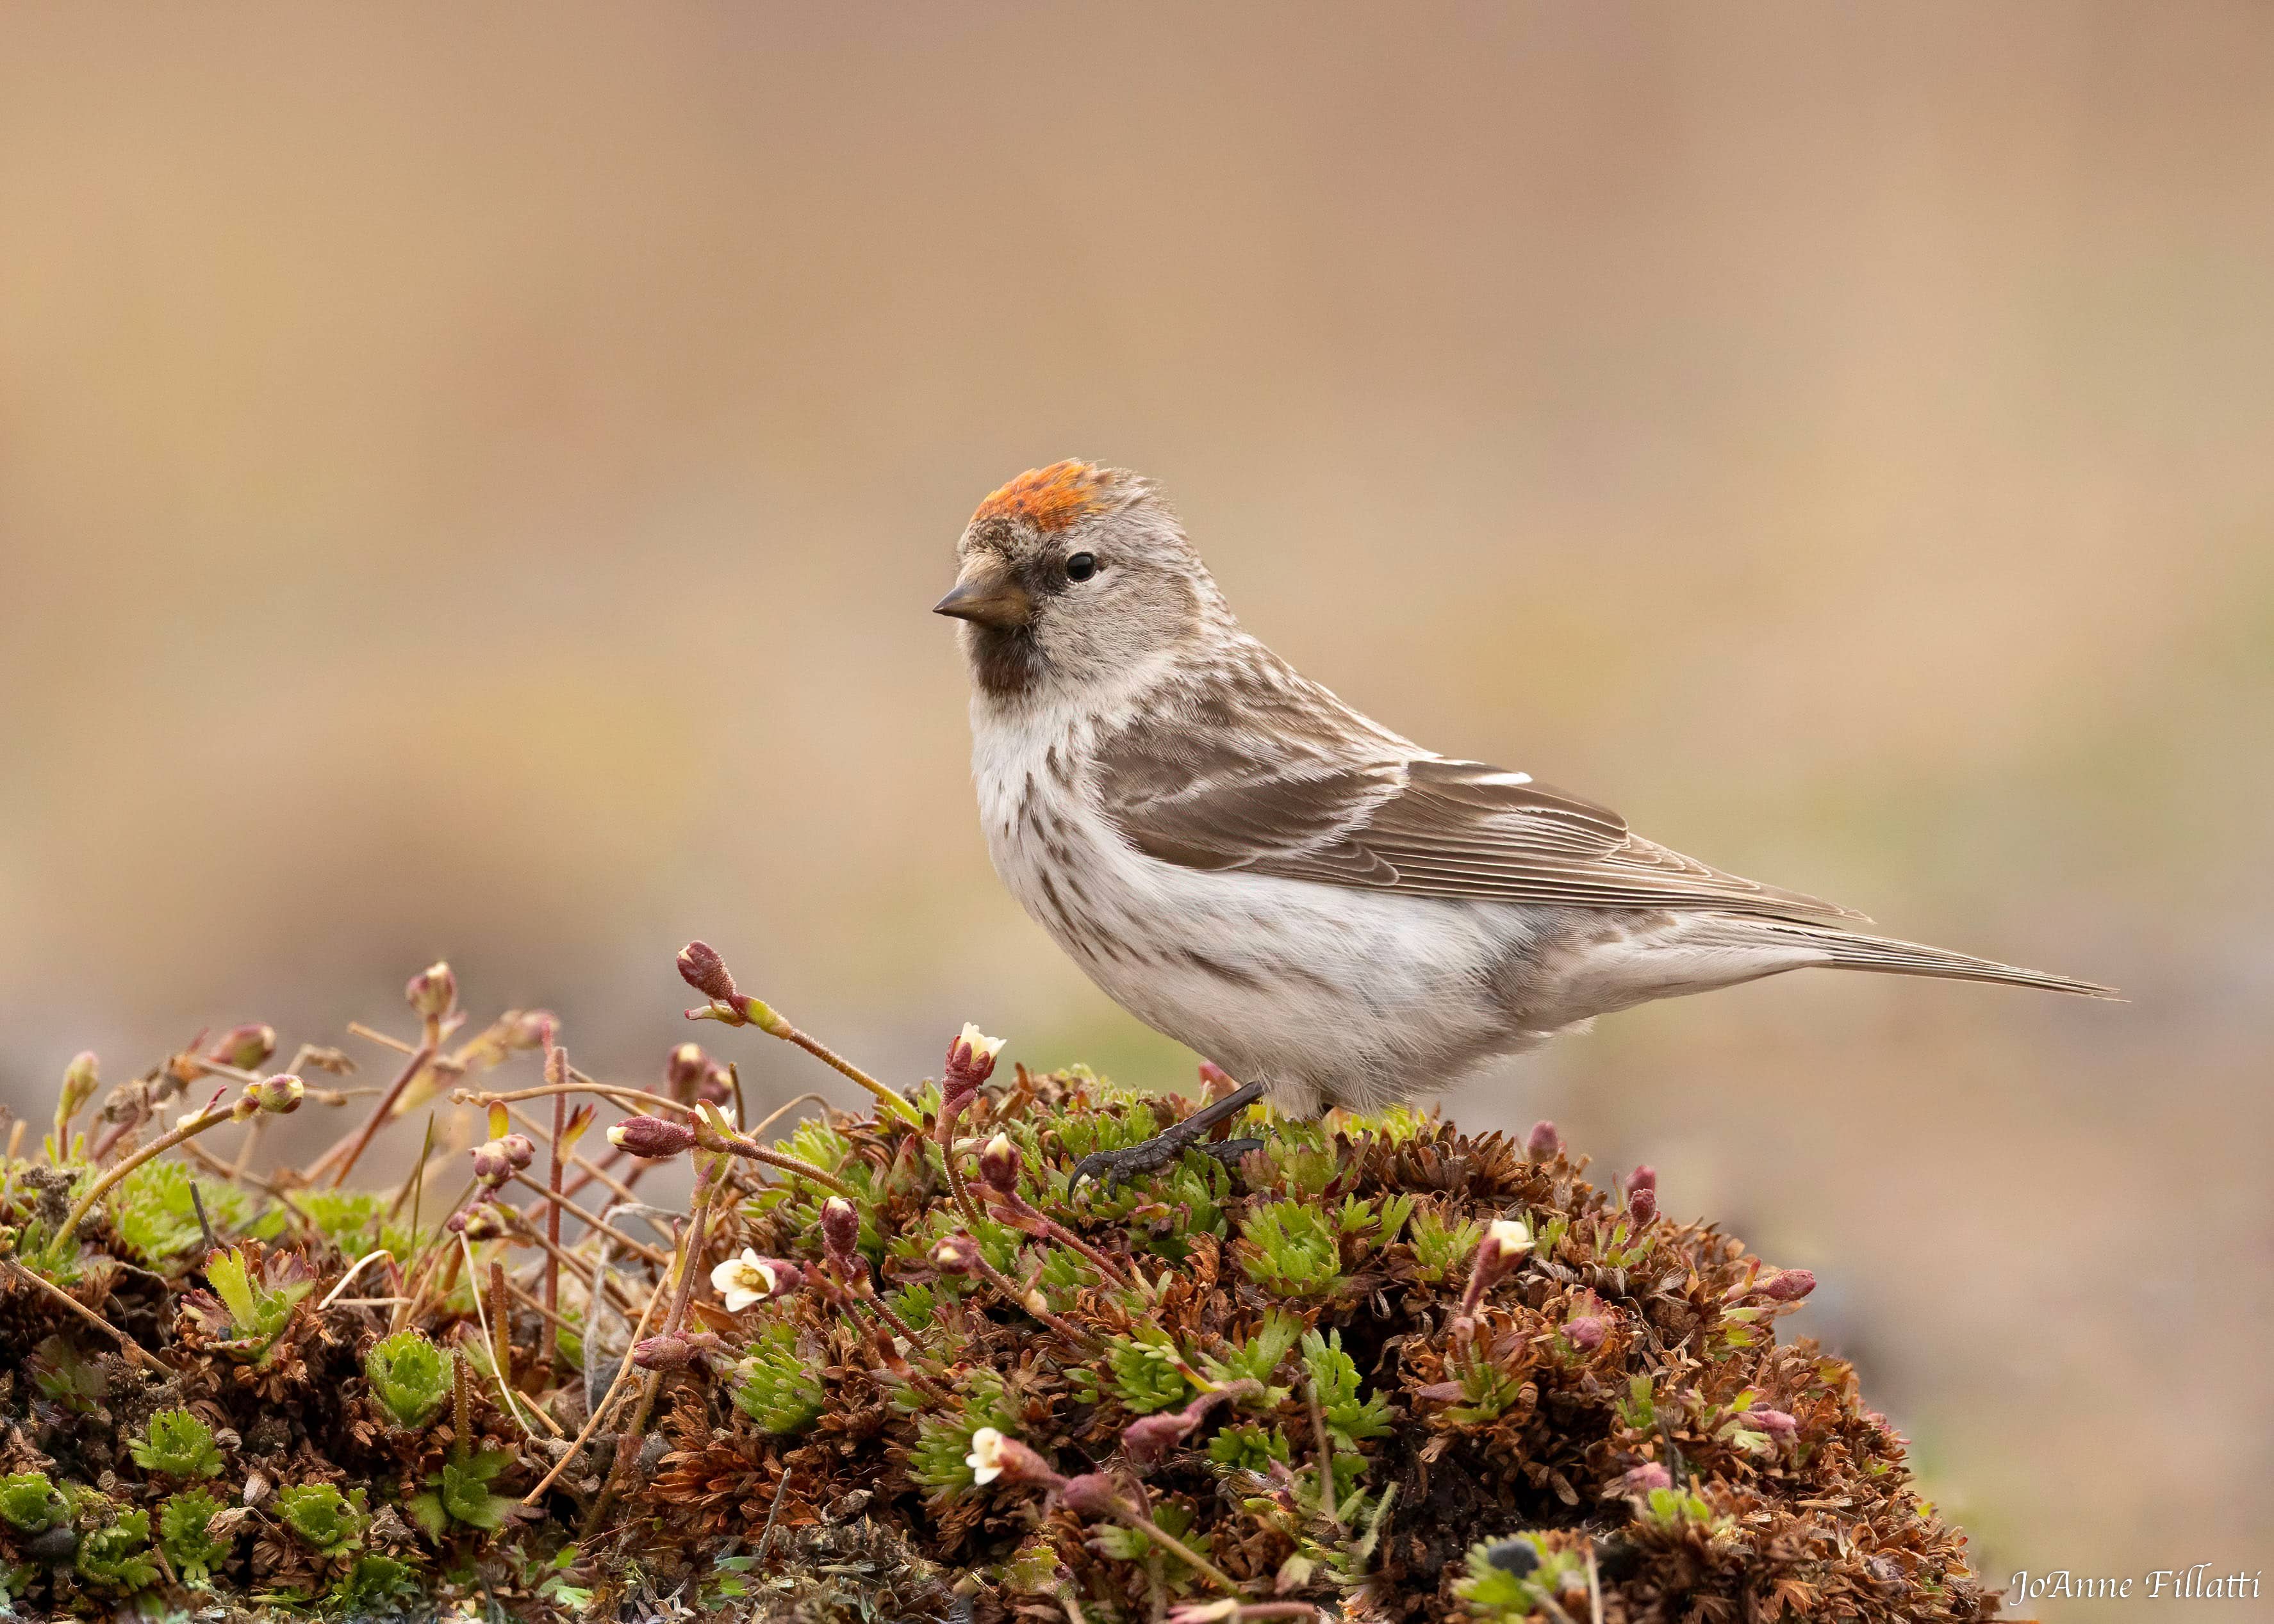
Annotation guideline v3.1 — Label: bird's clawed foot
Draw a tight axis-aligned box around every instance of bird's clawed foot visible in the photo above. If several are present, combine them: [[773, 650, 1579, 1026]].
[[1067, 1076, 1269, 1196]]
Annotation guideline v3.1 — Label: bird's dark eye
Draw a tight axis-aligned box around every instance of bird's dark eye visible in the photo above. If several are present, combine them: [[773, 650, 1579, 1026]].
[[1064, 552, 1098, 582]]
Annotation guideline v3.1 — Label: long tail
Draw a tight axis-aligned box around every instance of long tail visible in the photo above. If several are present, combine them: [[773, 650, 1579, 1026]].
[[1744, 919, 2120, 998]]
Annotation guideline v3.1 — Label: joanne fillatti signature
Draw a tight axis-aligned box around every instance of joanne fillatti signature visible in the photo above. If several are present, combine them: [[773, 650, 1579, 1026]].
[[2007, 1565, 2261, 1603]]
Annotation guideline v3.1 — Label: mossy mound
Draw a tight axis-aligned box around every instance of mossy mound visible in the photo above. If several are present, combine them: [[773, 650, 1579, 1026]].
[[657, 1067, 1996, 1623], [0, 964, 2004, 1622]]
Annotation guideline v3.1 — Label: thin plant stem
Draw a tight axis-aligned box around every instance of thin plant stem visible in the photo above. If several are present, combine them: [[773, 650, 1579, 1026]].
[[3, 1261, 167, 1372], [584, 1151, 725, 1538], [318, 1033, 440, 1188], [59, 1096, 247, 1243], [698, 1003, 918, 1125], [458, 1233, 541, 1445], [1110, 1498, 1244, 1599], [520, 1267, 670, 1506], [316, 1251, 397, 1313], [461, 1081, 691, 1119], [542, 1078, 566, 1376], [1304, 1370, 1342, 1532], [966, 1249, 1101, 1352], [505, 1172, 669, 1266]]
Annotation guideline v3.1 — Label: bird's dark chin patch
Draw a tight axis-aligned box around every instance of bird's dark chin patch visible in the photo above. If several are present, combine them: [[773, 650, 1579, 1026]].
[[968, 625, 1046, 701]]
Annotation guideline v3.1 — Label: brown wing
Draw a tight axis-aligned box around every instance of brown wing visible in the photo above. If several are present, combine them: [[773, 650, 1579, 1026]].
[[1094, 721, 1867, 924]]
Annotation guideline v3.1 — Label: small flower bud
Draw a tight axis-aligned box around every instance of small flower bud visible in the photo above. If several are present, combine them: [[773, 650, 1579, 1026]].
[[944, 1022, 1005, 1094], [1754, 1268, 1815, 1302], [1526, 1119, 1561, 1160], [497, 1132, 536, 1170], [1121, 1409, 1199, 1467], [930, 1233, 982, 1275], [1196, 1060, 1236, 1100], [1460, 1216, 1535, 1313], [1483, 1217, 1534, 1265], [249, 1073, 304, 1115], [210, 1024, 277, 1071], [666, 1042, 709, 1099], [1055, 1472, 1123, 1518], [978, 1133, 1021, 1195], [1747, 1407, 1798, 1437], [471, 1140, 513, 1187], [406, 962, 456, 1021], [452, 1202, 507, 1241], [1565, 1315, 1605, 1351], [60, 1051, 100, 1115], [1619, 1462, 1671, 1495], [676, 940, 737, 1005], [820, 1197, 860, 1260], [632, 1332, 694, 1370], [503, 1010, 556, 1051], [605, 1115, 698, 1158], [1626, 1165, 1658, 1225]]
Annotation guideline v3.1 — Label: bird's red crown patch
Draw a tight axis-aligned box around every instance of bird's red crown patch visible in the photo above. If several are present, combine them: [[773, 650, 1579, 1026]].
[[971, 461, 1110, 532]]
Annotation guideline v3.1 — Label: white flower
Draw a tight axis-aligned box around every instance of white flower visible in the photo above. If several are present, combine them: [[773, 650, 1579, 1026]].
[[1487, 1218, 1534, 1256], [959, 1022, 1006, 1060], [710, 1248, 777, 1313], [965, 1425, 1008, 1484]]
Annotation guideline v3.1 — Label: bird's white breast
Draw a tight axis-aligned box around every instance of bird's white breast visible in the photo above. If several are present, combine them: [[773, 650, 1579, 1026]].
[[969, 696, 1547, 1113]]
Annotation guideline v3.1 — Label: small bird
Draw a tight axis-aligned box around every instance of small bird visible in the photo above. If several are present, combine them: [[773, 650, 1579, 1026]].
[[935, 461, 2113, 1189]]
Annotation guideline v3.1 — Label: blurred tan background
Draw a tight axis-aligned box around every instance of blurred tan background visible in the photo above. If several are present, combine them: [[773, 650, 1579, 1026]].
[[1, 4, 2267, 1614]]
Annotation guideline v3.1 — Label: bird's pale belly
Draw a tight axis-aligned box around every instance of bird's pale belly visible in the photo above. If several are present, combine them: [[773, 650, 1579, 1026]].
[[992, 812, 1549, 1115]]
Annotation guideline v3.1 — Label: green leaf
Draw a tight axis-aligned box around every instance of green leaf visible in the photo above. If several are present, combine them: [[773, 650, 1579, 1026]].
[[128, 1407, 224, 1480]]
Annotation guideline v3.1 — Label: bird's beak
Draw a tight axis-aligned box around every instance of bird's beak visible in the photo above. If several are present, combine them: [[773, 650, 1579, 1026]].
[[932, 563, 1032, 630]]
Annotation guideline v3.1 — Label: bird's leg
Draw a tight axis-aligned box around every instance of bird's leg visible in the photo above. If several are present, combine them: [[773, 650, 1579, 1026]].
[[1067, 1076, 1269, 1194]]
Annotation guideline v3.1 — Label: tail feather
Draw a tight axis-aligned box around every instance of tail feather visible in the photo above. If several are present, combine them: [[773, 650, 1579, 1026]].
[[1753, 921, 2119, 999]]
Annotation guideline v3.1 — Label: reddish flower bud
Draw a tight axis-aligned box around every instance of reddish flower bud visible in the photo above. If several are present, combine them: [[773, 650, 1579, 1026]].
[[1121, 1409, 1198, 1468], [1526, 1119, 1561, 1160], [1055, 1472, 1125, 1518], [497, 1132, 536, 1170], [406, 962, 457, 1021], [503, 1010, 556, 1051], [452, 1202, 507, 1241], [1756, 1268, 1815, 1302], [1565, 1315, 1605, 1351], [1748, 1407, 1798, 1437], [943, 1023, 1005, 1095], [1619, 1462, 1671, 1495], [632, 1333, 695, 1370], [666, 1042, 709, 1099], [1196, 1061, 1237, 1100], [977, 1133, 1021, 1195], [210, 1024, 277, 1071], [1625, 1165, 1658, 1225], [471, 1140, 513, 1187], [676, 941, 737, 1005], [249, 1073, 304, 1115], [605, 1115, 698, 1159], [820, 1197, 861, 1259], [930, 1233, 982, 1275]]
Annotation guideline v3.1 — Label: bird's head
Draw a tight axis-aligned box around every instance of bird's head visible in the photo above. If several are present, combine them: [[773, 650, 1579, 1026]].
[[937, 461, 1221, 703]]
